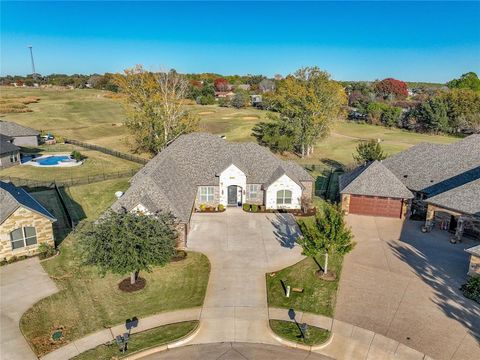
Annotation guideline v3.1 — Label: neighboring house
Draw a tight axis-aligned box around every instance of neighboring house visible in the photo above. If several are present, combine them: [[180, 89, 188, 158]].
[[0, 120, 40, 147], [0, 134, 20, 168], [250, 95, 262, 107], [466, 245, 480, 277], [0, 181, 56, 260], [215, 91, 235, 98], [340, 134, 480, 239], [112, 132, 314, 247]]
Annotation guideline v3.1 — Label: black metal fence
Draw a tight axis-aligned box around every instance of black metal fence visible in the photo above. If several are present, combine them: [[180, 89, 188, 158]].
[[302, 164, 344, 202], [53, 183, 75, 229], [1, 169, 137, 188], [65, 138, 149, 165]]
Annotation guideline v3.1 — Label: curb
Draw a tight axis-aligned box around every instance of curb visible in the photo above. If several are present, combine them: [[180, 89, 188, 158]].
[[123, 321, 201, 360], [267, 321, 334, 351]]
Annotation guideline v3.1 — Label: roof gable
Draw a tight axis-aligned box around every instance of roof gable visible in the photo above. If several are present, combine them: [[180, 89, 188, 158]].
[[340, 161, 413, 199], [0, 120, 39, 137]]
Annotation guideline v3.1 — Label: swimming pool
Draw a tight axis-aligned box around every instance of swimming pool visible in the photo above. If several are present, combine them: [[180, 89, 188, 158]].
[[35, 155, 71, 166]]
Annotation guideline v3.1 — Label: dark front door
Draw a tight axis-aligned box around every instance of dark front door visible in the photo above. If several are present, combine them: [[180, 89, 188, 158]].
[[228, 185, 237, 206]]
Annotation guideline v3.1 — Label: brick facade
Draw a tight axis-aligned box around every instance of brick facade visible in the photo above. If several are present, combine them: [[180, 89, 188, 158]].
[[0, 207, 55, 260]]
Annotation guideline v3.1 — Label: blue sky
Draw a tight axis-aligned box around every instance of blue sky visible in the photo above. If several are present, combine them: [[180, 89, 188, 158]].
[[1, 1, 479, 82]]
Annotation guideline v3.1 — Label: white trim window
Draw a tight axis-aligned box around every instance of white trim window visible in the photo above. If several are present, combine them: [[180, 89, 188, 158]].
[[199, 186, 214, 202], [276, 189, 292, 205], [10, 227, 37, 250], [10, 153, 18, 163], [247, 184, 260, 199]]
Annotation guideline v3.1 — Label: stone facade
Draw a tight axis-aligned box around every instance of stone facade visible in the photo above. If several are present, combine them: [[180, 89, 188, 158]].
[[194, 185, 220, 209], [175, 222, 188, 249], [301, 181, 314, 201], [468, 254, 480, 277], [245, 184, 264, 205], [341, 194, 351, 214], [0, 207, 55, 260], [0, 150, 20, 169]]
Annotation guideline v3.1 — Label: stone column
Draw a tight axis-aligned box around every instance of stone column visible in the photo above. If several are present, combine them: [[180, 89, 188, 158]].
[[423, 204, 435, 232], [454, 216, 465, 242]]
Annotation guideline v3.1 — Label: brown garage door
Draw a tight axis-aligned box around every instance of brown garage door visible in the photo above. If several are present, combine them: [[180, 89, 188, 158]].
[[349, 195, 403, 218]]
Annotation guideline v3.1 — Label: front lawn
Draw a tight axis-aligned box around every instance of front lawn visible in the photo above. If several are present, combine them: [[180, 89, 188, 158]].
[[269, 320, 330, 346], [267, 214, 342, 317], [20, 242, 210, 356], [72, 321, 199, 360]]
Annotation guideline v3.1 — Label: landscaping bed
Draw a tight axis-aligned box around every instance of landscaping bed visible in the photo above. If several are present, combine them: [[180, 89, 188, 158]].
[[269, 320, 330, 346], [242, 203, 317, 216], [71, 321, 199, 360]]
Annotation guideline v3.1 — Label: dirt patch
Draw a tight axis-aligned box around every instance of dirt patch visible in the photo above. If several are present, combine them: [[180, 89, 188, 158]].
[[111, 123, 124, 127], [315, 270, 337, 281], [242, 116, 259, 120], [118, 277, 146, 292], [221, 117, 232, 120], [198, 111, 215, 115]]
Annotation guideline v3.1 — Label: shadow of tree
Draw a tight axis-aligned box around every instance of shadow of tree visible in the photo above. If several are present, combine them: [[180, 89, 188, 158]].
[[388, 220, 480, 343], [269, 213, 302, 249]]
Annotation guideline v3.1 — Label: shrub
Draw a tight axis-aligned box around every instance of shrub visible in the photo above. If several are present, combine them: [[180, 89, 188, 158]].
[[71, 150, 83, 161], [38, 243, 56, 260], [0, 258, 8, 266], [243, 203, 251, 212], [199, 204, 207, 212], [7, 256, 17, 264], [251, 204, 259, 213], [218, 204, 225, 212], [461, 277, 480, 303]]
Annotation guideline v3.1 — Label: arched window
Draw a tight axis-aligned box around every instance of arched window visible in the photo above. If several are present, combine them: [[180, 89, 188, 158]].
[[10, 227, 37, 250], [276, 189, 292, 205]]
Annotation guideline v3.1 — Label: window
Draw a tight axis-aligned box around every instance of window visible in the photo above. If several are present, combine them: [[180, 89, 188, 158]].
[[276, 189, 292, 205], [10, 153, 18, 163], [199, 186, 214, 202], [10, 227, 37, 250], [247, 184, 260, 199]]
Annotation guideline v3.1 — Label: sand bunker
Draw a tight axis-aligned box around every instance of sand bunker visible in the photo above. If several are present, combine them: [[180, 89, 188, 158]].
[[198, 111, 215, 115], [221, 117, 232, 120]]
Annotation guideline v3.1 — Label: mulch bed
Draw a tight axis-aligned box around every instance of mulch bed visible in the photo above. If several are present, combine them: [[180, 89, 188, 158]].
[[171, 250, 188, 262], [315, 270, 337, 282], [118, 277, 146, 292]]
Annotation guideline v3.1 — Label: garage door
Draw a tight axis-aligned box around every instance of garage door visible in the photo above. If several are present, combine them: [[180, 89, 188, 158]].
[[349, 195, 403, 218]]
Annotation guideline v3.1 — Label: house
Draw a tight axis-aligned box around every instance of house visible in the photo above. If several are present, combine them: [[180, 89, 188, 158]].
[[0, 134, 20, 168], [0, 120, 40, 147], [111, 132, 314, 247], [0, 181, 56, 260], [215, 91, 235, 98], [340, 134, 480, 239], [250, 95, 262, 107], [466, 245, 480, 277]]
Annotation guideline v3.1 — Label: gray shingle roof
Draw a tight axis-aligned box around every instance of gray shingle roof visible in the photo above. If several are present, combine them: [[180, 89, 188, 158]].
[[112, 132, 314, 223], [0, 181, 56, 224], [382, 135, 480, 195], [0, 120, 39, 137], [0, 135, 20, 155], [466, 245, 480, 257], [426, 178, 480, 216], [340, 161, 414, 199]]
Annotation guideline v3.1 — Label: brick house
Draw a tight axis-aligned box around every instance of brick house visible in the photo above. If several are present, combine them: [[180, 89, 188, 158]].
[[0, 181, 56, 260], [111, 132, 314, 247], [0, 134, 20, 169]]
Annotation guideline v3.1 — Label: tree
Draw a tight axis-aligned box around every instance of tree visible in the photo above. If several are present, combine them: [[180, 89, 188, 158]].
[[259, 66, 346, 157], [365, 102, 388, 125], [252, 119, 295, 154], [374, 78, 408, 99], [412, 97, 450, 133], [297, 202, 354, 276], [353, 140, 387, 164], [231, 89, 249, 108], [447, 72, 480, 92], [380, 105, 402, 127], [438, 89, 480, 133], [78, 210, 177, 285], [113, 65, 198, 154], [214, 78, 229, 92]]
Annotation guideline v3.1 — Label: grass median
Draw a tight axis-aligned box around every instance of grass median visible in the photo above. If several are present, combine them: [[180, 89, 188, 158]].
[[269, 320, 330, 346]]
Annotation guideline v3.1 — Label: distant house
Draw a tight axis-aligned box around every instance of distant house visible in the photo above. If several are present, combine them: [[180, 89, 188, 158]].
[[236, 84, 251, 91], [0, 181, 56, 260], [215, 91, 235, 98], [0, 120, 40, 147], [250, 95, 262, 106], [111, 133, 314, 247], [340, 135, 480, 240], [0, 134, 20, 168]]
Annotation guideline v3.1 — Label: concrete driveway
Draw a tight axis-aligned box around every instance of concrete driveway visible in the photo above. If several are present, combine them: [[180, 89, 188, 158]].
[[186, 208, 304, 345], [0, 257, 58, 360], [336, 215, 480, 360]]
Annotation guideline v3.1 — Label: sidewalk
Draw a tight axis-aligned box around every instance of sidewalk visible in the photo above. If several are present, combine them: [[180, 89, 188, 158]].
[[268, 307, 432, 360], [40, 307, 202, 360]]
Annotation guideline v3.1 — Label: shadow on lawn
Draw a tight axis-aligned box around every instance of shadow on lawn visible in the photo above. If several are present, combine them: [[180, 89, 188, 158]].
[[269, 213, 302, 249], [388, 220, 480, 342]]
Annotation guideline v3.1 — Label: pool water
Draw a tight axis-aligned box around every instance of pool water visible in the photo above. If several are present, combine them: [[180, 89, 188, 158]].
[[35, 155, 71, 166]]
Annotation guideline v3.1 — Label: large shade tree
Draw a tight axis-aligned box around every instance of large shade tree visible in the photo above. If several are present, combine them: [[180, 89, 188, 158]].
[[77, 210, 177, 285], [254, 66, 346, 157], [297, 202, 354, 277], [353, 140, 387, 164], [114, 65, 198, 155]]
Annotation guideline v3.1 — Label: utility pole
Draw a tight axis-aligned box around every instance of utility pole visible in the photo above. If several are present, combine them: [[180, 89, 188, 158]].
[[27, 45, 37, 80]]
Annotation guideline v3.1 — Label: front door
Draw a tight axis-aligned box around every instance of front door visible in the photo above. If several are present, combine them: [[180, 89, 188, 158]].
[[228, 185, 237, 206]]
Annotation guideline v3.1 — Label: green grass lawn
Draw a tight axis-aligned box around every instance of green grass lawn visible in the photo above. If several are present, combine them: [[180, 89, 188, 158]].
[[269, 320, 330, 346], [0, 144, 141, 182], [72, 321, 198, 360]]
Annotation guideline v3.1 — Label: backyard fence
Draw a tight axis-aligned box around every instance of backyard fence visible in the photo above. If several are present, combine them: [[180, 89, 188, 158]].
[[53, 183, 75, 229], [1, 169, 137, 189], [302, 164, 344, 202], [64, 138, 149, 165]]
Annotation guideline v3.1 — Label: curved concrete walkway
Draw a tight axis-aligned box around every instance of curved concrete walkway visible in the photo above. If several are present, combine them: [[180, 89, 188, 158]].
[[0, 257, 58, 360]]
